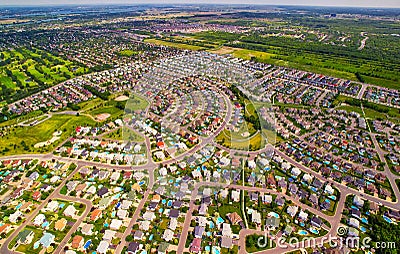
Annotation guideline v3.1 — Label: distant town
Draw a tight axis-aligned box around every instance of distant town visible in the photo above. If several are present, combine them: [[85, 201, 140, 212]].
[[0, 4, 399, 254]]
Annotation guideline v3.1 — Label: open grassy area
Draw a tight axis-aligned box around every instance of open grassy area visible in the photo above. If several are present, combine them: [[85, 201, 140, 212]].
[[104, 127, 144, 142], [124, 93, 149, 111], [144, 38, 206, 50], [76, 97, 104, 111], [117, 49, 138, 56], [333, 95, 400, 122], [87, 105, 124, 120], [216, 129, 265, 151], [0, 114, 95, 155]]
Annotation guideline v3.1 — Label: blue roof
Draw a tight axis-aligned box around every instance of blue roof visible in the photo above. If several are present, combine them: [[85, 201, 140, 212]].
[[39, 232, 55, 248]]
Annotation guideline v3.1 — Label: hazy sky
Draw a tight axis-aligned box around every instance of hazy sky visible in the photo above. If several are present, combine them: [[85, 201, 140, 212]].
[[0, 0, 399, 8]]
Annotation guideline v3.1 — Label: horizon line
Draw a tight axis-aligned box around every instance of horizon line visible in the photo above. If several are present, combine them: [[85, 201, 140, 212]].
[[0, 3, 399, 9]]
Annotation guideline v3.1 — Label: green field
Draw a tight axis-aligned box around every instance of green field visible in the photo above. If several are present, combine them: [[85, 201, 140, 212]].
[[0, 114, 95, 155], [117, 49, 138, 56], [333, 95, 400, 122], [124, 93, 149, 111], [216, 129, 265, 151], [144, 38, 207, 50], [0, 47, 88, 103], [87, 105, 124, 120], [245, 234, 275, 253], [105, 127, 145, 142]]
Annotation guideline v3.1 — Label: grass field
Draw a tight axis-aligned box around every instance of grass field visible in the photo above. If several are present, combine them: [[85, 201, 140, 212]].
[[0, 47, 88, 103], [0, 114, 95, 155], [144, 38, 207, 50], [76, 97, 104, 112], [117, 49, 138, 56], [124, 93, 149, 111], [104, 127, 144, 142], [333, 95, 400, 122], [87, 105, 124, 120], [245, 234, 275, 253], [216, 129, 265, 151]]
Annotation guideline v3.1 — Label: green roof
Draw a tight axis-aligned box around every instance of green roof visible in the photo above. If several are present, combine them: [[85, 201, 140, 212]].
[[158, 242, 169, 252], [17, 229, 33, 243]]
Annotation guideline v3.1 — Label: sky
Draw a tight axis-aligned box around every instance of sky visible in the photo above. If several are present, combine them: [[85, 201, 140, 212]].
[[0, 0, 399, 8]]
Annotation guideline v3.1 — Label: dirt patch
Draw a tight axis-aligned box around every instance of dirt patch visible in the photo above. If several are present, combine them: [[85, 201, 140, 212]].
[[96, 113, 111, 121], [209, 46, 236, 55], [34, 131, 62, 148], [115, 95, 129, 101]]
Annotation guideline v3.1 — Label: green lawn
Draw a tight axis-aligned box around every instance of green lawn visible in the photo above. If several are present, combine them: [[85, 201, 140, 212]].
[[334, 95, 400, 122], [216, 129, 265, 151], [118, 49, 138, 56], [104, 127, 144, 142], [11, 226, 45, 254], [245, 234, 275, 253], [0, 114, 95, 155], [124, 93, 149, 112], [87, 105, 123, 120]]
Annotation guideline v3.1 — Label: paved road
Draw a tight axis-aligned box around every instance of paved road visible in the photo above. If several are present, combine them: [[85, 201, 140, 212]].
[[115, 188, 151, 254], [2, 83, 399, 254], [0, 164, 84, 254], [315, 90, 328, 107], [370, 133, 400, 201], [53, 194, 93, 253], [273, 147, 400, 210]]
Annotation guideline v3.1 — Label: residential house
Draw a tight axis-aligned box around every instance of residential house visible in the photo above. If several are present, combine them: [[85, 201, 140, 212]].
[[16, 230, 34, 245], [81, 223, 94, 235], [72, 235, 84, 249], [96, 241, 109, 254], [34, 214, 46, 226], [194, 226, 204, 238], [311, 216, 322, 228], [190, 238, 201, 253], [55, 218, 67, 231], [90, 209, 102, 221], [163, 229, 174, 242], [63, 205, 77, 217], [38, 232, 55, 248], [221, 236, 233, 249], [287, 206, 298, 217], [127, 242, 140, 254], [110, 219, 122, 230]]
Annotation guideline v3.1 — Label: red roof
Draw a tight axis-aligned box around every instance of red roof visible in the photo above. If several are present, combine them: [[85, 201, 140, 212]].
[[72, 235, 83, 249], [90, 209, 102, 221], [157, 141, 165, 148], [190, 238, 201, 252], [32, 191, 41, 200]]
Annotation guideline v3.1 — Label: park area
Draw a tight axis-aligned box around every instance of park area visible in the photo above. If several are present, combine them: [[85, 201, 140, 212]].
[[0, 114, 95, 156]]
